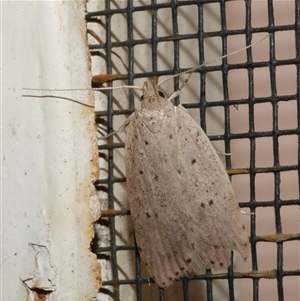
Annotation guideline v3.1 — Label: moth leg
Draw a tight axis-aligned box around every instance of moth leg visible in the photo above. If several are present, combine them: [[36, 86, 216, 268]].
[[241, 210, 255, 216], [100, 113, 135, 140], [216, 151, 231, 156], [167, 71, 193, 101]]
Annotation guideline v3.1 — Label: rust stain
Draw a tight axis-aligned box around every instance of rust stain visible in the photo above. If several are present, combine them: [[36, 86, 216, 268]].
[[21, 278, 56, 301], [92, 73, 127, 84]]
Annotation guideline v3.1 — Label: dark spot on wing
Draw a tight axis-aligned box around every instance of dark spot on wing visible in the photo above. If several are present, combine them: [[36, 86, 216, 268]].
[[169, 134, 173, 139], [191, 243, 195, 250], [210, 260, 215, 265], [175, 271, 179, 276], [145, 140, 149, 145], [191, 159, 196, 164], [180, 267, 185, 271], [177, 169, 181, 174], [139, 170, 143, 174], [220, 262, 224, 267], [201, 203, 206, 209], [154, 175, 159, 181], [209, 200, 214, 206], [186, 258, 192, 263], [146, 212, 151, 218]]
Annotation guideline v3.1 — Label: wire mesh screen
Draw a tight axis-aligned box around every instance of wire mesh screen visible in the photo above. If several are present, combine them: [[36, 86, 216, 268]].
[[86, 1, 300, 300]]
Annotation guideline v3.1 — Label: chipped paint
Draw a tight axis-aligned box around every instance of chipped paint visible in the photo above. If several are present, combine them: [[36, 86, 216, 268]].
[[21, 245, 56, 301]]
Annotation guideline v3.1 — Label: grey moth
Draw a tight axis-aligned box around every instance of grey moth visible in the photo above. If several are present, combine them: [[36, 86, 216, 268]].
[[124, 79, 249, 288]]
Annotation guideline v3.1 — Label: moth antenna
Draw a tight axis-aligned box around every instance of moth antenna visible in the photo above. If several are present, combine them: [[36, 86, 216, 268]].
[[22, 85, 142, 92], [93, 85, 143, 92], [159, 34, 270, 93], [21, 85, 143, 109], [21, 94, 94, 108], [22, 85, 142, 110]]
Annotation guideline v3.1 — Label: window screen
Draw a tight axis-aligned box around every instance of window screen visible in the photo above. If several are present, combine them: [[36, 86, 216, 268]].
[[86, 1, 300, 301]]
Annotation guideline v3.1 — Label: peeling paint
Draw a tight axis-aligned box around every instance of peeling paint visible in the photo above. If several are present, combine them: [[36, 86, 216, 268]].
[[21, 245, 56, 301]]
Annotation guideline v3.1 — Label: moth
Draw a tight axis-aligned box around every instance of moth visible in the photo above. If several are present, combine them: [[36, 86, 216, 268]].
[[124, 78, 249, 288], [24, 36, 268, 288]]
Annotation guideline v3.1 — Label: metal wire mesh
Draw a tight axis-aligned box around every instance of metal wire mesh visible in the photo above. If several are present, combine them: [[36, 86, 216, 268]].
[[86, 1, 300, 300]]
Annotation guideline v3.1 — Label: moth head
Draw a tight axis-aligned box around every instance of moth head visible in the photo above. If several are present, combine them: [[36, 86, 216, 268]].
[[141, 89, 165, 101], [141, 80, 166, 101]]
